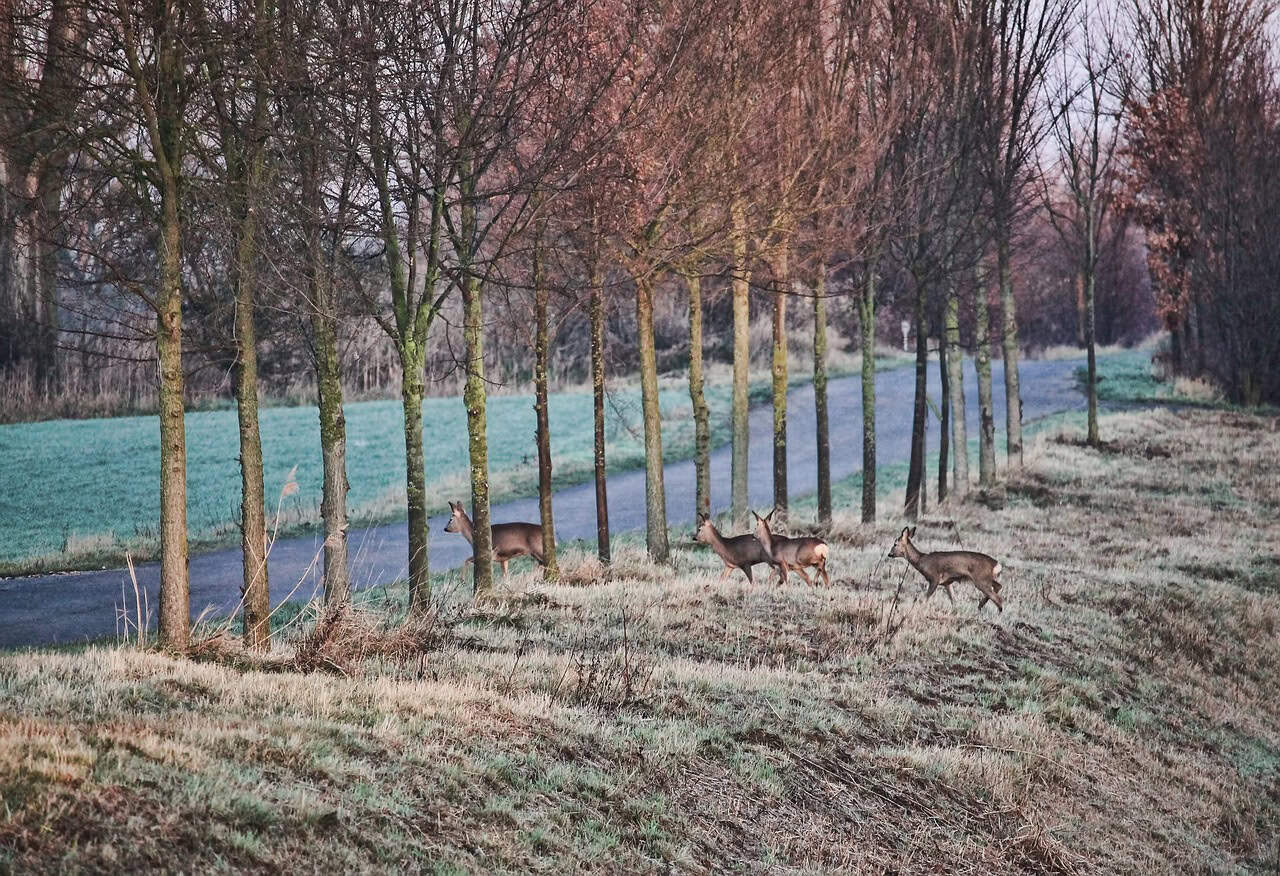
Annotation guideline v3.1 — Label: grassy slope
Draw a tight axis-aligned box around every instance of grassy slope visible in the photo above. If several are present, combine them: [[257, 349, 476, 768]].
[[2, 406, 1278, 873], [0, 355, 905, 575]]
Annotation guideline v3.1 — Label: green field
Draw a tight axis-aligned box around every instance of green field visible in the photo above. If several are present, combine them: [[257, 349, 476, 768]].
[[0, 361, 895, 574]]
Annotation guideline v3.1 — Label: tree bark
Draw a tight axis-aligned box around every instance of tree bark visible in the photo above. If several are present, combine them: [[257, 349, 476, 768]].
[[232, 221, 268, 650], [813, 269, 831, 528], [313, 287, 350, 605], [589, 246, 609, 565], [229, 3, 271, 649], [904, 275, 928, 520], [946, 287, 968, 498], [998, 233, 1023, 468], [157, 180, 189, 648], [401, 346, 430, 610], [937, 321, 950, 505], [635, 272, 669, 561], [462, 267, 494, 594], [975, 262, 996, 487], [859, 268, 877, 523], [685, 269, 711, 521], [771, 246, 789, 521], [1085, 244, 1099, 447], [730, 197, 751, 527], [533, 237, 558, 582]]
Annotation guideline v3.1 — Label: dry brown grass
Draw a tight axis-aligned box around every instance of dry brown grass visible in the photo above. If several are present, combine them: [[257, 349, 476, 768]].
[[2, 407, 1278, 873]]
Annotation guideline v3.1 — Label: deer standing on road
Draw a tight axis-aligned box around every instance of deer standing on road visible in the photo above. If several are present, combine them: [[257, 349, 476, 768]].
[[752, 510, 831, 586], [443, 501, 545, 578], [693, 515, 775, 584], [887, 526, 1004, 612]]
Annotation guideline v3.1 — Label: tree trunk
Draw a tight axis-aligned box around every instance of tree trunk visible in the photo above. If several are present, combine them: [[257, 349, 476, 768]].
[[975, 262, 996, 487], [635, 272, 669, 561], [685, 270, 711, 520], [156, 182, 189, 649], [937, 323, 950, 505], [771, 246, 789, 521], [730, 197, 751, 527], [813, 269, 831, 528], [462, 269, 494, 594], [313, 293, 350, 605], [1074, 270, 1086, 348], [232, 229, 269, 650], [904, 276, 928, 520], [533, 240, 558, 582], [859, 268, 877, 523], [946, 288, 968, 498], [400, 347, 431, 610], [589, 250, 610, 565], [998, 234, 1023, 468], [1085, 253, 1099, 447]]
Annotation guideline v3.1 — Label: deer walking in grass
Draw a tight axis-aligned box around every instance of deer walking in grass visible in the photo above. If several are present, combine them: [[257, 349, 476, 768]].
[[888, 526, 1004, 612], [694, 515, 775, 584], [443, 501, 545, 578], [752, 509, 830, 586]]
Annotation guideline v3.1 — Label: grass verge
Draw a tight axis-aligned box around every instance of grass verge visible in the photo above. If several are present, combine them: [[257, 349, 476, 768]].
[[2, 405, 1277, 872]]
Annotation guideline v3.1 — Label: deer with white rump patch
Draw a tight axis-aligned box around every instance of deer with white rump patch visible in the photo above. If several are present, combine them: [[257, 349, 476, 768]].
[[693, 515, 775, 583], [888, 526, 1004, 612], [752, 509, 830, 586], [443, 501, 545, 577]]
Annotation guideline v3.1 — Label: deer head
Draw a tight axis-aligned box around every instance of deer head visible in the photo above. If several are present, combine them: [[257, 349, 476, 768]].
[[693, 514, 714, 544], [888, 526, 917, 559], [443, 501, 467, 533]]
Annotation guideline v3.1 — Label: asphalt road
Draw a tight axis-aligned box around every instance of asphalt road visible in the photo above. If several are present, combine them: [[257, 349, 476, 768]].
[[0, 356, 1085, 648]]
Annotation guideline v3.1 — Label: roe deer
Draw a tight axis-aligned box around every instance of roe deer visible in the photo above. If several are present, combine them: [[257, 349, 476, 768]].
[[443, 501, 545, 577], [693, 515, 775, 584], [752, 509, 830, 586], [888, 526, 1004, 612]]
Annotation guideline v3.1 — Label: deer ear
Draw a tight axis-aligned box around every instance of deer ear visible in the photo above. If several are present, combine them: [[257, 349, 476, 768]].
[[765, 508, 776, 521], [909, 526, 917, 538]]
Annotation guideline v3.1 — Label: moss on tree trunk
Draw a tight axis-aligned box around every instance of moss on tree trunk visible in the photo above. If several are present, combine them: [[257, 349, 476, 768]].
[[685, 270, 710, 521], [975, 262, 997, 487], [533, 239, 558, 582], [635, 273, 669, 562]]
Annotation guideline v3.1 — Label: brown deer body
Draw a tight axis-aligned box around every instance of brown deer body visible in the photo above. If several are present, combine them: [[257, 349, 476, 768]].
[[752, 510, 830, 586], [444, 501, 545, 577], [888, 526, 1003, 612], [694, 516, 775, 584]]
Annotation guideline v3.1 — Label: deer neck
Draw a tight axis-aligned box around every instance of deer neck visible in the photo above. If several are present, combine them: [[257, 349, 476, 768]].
[[707, 525, 733, 562], [901, 539, 928, 572], [754, 523, 773, 554]]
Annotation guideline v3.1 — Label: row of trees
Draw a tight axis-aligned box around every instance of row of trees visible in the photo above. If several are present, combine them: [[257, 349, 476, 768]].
[[1, 0, 1274, 649]]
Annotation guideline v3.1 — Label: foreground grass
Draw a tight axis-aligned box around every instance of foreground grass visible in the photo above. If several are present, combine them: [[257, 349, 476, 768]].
[[0, 352, 908, 576], [2, 405, 1278, 872]]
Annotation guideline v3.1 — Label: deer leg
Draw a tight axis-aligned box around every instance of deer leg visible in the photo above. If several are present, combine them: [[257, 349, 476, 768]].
[[500, 558, 509, 577], [817, 558, 830, 588], [975, 578, 1003, 613], [719, 564, 733, 582], [944, 583, 955, 605], [794, 565, 813, 586], [742, 564, 753, 585]]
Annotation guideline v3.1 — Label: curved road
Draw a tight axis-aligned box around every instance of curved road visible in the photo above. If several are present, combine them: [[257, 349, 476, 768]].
[[0, 356, 1085, 648]]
